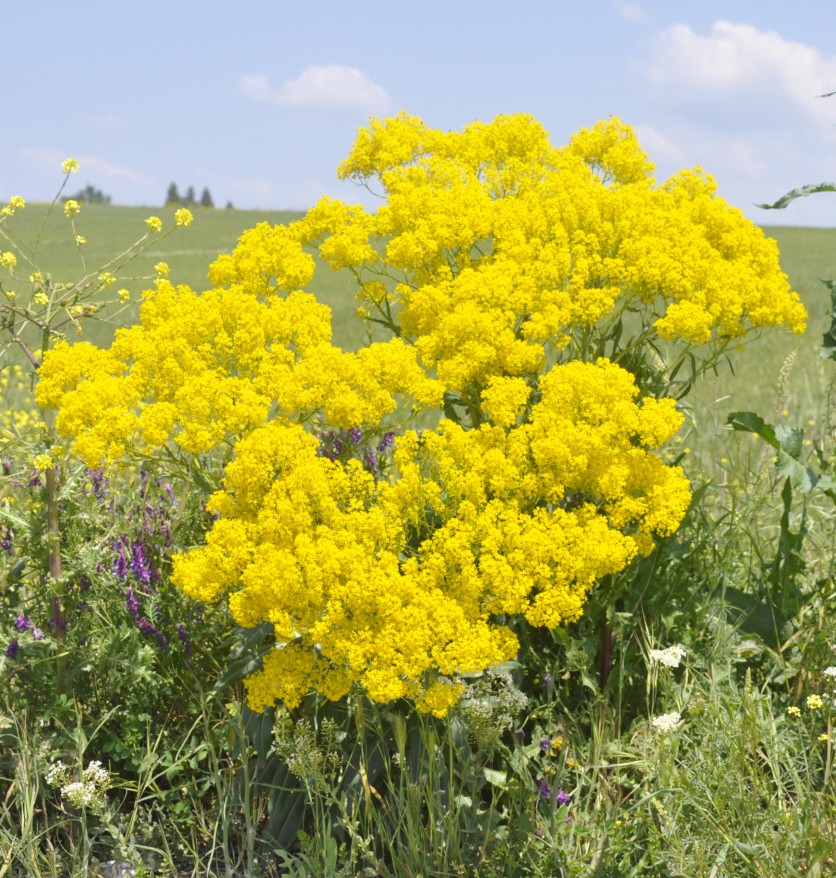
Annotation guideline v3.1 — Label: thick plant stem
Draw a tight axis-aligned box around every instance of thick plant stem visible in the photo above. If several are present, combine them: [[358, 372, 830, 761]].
[[45, 466, 65, 639]]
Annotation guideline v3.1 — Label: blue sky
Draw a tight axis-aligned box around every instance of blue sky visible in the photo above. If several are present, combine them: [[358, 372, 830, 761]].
[[5, 0, 836, 225]]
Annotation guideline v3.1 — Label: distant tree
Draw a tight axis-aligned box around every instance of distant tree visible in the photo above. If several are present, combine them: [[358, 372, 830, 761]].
[[63, 184, 111, 205], [225, 200, 234, 210], [184, 186, 196, 207], [165, 183, 181, 207], [199, 187, 214, 209]]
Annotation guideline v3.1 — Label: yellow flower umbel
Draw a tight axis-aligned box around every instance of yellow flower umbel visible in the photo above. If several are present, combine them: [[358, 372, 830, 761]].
[[38, 113, 804, 716]]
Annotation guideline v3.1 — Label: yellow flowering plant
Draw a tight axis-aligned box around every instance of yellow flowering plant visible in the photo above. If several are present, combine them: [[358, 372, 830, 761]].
[[0, 159, 194, 643], [36, 116, 806, 715]]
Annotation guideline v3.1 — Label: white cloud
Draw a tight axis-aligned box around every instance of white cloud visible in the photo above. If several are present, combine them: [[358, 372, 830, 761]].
[[239, 65, 391, 112], [645, 21, 836, 129], [20, 147, 154, 185], [633, 124, 685, 166], [614, 1, 647, 23]]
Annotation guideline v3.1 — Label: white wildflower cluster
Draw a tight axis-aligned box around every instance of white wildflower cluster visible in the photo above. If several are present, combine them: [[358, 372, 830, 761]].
[[651, 711, 682, 733], [45, 759, 110, 812], [458, 667, 529, 751], [649, 645, 686, 668]]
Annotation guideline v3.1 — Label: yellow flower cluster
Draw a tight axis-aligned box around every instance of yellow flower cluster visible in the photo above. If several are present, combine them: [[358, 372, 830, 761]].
[[36, 280, 441, 465], [38, 113, 799, 715], [172, 359, 686, 714], [329, 113, 805, 391]]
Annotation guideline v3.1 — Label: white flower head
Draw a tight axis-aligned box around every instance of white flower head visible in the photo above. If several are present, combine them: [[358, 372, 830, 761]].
[[649, 645, 686, 668], [651, 711, 682, 733], [823, 666, 836, 679]]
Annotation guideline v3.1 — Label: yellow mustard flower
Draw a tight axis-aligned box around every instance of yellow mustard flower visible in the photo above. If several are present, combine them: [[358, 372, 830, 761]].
[[145, 216, 163, 233], [174, 208, 193, 227], [63, 199, 81, 218], [62, 158, 80, 174], [0, 251, 16, 269]]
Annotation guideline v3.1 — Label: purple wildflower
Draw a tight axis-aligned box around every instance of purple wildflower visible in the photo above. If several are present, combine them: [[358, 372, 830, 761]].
[[113, 540, 128, 580], [542, 672, 553, 689], [377, 431, 395, 452], [32, 628, 43, 641], [5, 638, 19, 659], [88, 468, 109, 503], [363, 445, 379, 476], [555, 790, 571, 807], [125, 586, 140, 620], [1, 526, 12, 553], [138, 616, 169, 651], [540, 737, 551, 752], [348, 427, 362, 446], [15, 614, 33, 632], [514, 728, 526, 741], [2, 456, 13, 475], [177, 624, 192, 657], [161, 482, 177, 506], [27, 472, 42, 488], [537, 779, 551, 802], [130, 539, 156, 586]]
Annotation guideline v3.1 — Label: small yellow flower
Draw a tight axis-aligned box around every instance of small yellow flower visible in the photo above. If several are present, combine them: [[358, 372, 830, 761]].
[[33, 292, 49, 306], [8, 196, 25, 210], [63, 199, 81, 218], [0, 251, 16, 269], [819, 733, 830, 743], [4, 290, 15, 299], [807, 694, 824, 711], [154, 261, 170, 278], [75, 235, 86, 246], [787, 706, 802, 717], [33, 453, 53, 472], [62, 158, 80, 174], [550, 736, 564, 752], [29, 271, 44, 284], [174, 208, 193, 227], [782, 409, 790, 417], [145, 216, 163, 233], [69, 305, 84, 316], [118, 288, 130, 303], [98, 272, 116, 287], [565, 757, 579, 769]]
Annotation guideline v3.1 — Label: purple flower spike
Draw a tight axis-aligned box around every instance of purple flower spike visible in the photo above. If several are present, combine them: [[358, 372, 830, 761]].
[[537, 779, 551, 802], [32, 628, 43, 641], [377, 431, 395, 452], [113, 540, 129, 580], [556, 790, 571, 807], [514, 728, 526, 741], [5, 638, 20, 659], [348, 427, 362, 446], [161, 482, 178, 507], [177, 624, 192, 657], [138, 616, 169, 651], [540, 737, 550, 752], [126, 586, 141, 620], [1, 526, 12, 553], [15, 614, 33, 632], [130, 540, 155, 586]]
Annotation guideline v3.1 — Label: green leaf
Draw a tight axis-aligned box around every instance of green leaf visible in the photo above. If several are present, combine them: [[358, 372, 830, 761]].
[[820, 279, 836, 360], [727, 411, 778, 448], [757, 182, 836, 209], [722, 585, 785, 650]]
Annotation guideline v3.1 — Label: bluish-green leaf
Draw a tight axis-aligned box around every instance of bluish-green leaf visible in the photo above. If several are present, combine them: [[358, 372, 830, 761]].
[[757, 182, 836, 210]]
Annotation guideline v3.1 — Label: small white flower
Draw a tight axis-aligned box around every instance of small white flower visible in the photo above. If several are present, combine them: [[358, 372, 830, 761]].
[[823, 666, 836, 679], [649, 645, 686, 668], [61, 780, 96, 808], [652, 711, 682, 733]]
